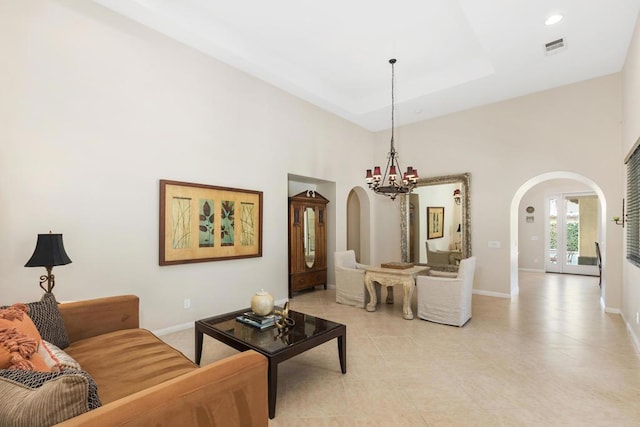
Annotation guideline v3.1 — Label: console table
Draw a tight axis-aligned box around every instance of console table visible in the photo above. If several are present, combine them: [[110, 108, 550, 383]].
[[364, 265, 429, 320]]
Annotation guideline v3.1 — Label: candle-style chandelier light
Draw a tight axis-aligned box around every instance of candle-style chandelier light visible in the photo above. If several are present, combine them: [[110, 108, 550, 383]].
[[365, 58, 419, 201]]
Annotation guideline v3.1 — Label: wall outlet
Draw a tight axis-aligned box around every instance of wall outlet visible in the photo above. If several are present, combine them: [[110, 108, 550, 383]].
[[184, 299, 191, 309], [488, 241, 501, 249]]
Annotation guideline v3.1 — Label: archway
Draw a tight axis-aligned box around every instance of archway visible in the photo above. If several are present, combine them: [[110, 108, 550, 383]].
[[347, 186, 372, 265], [510, 171, 607, 299]]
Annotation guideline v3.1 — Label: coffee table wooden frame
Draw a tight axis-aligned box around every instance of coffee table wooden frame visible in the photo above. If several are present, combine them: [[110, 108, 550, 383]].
[[195, 308, 346, 419]]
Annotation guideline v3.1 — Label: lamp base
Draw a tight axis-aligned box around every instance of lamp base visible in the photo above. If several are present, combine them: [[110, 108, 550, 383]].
[[38, 268, 55, 294]]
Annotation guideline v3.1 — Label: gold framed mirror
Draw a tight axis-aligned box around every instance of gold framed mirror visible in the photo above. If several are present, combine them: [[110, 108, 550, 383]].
[[400, 173, 471, 269]]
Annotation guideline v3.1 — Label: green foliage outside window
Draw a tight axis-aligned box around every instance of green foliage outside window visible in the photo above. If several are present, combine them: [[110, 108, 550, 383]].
[[549, 221, 578, 252], [566, 222, 579, 252]]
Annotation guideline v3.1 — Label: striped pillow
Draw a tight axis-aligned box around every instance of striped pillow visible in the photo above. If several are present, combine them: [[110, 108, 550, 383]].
[[0, 369, 101, 426], [38, 340, 81, 372]]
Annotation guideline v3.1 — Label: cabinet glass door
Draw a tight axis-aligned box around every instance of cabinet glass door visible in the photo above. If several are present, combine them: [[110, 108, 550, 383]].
[[304, 207, 316, 268]]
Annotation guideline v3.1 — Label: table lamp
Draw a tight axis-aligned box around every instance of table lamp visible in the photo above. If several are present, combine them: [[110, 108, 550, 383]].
[[24, 232, 72, 295]]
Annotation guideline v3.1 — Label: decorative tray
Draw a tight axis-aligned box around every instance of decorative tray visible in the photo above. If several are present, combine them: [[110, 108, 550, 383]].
[[380, 262, 414, 270]]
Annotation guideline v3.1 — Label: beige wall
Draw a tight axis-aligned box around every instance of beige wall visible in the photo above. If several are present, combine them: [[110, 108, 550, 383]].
[[622, 10, 640, 347], [372, 73, 623, 302], [579, 196, 598, 258], [0, 0, 373, 331]]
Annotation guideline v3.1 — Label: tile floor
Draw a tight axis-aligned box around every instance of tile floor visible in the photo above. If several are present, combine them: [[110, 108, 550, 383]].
[[161, 271, 640, 426]]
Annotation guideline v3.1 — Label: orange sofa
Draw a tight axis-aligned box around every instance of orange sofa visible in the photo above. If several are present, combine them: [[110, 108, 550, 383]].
[[53, 295, 268, 426]]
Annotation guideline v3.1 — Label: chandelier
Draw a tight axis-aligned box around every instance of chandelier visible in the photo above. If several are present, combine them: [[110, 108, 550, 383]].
[[365, 58, 418, 201]]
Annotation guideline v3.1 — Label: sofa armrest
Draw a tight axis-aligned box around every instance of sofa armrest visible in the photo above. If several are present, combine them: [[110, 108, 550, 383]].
[[59, 295, 139, 343], [56, 350, 268, 427]]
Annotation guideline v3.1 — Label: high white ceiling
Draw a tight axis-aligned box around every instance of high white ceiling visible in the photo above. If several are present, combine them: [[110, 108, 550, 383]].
[[93, 0, 640, 131]]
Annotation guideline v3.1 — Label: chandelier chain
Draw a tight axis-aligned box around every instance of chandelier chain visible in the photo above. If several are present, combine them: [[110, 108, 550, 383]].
[[364, 58, 420, 200], [390, 59, 395, 152]]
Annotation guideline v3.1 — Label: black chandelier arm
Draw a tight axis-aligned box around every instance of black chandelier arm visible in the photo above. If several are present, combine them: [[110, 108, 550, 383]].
[[379, 151, 394, 186]]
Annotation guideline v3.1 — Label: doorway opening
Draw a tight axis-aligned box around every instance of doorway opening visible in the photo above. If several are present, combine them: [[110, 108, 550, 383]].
[[545, 193, 599, 276], [510, 172, 607, 298]]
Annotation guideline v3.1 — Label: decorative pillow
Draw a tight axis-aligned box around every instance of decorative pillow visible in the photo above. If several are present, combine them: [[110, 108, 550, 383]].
[[0, 329, 50, 372], [38, 340, 81, 372], [0, 369, 101, 426], [25, 293, 70, 349], [0, 349, 10, 369], [0, 304, 42, 344], [0, 305, 50, 372]]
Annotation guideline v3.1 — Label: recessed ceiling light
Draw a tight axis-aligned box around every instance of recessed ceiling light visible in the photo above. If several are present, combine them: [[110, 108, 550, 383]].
[[545, 14, 563, 26]]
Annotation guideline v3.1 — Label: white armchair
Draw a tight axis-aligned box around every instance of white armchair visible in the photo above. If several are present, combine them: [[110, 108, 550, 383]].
[[426, 241, 453, 265], [416, 256, 476, 326], [334, 250, 379, 308]]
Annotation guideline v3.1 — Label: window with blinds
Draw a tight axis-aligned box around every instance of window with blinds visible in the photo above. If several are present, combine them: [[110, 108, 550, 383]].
[[626, 140, 640, 267]]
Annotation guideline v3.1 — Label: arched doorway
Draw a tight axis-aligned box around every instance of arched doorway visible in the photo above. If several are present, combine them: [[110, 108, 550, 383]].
[[510, 172, 607, 298], [346, 187, 371, 265]]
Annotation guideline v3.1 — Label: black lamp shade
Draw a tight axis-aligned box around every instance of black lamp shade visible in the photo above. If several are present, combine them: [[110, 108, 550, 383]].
[[25, 234, 72, 268]]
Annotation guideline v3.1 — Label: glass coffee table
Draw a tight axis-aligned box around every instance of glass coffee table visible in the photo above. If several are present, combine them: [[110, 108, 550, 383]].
[[195, 308, 346, 419]]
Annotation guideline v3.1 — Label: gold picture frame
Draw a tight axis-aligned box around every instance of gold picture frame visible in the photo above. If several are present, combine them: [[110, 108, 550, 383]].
[[427, 206, 444, 240], [159, 180, 263, 265]]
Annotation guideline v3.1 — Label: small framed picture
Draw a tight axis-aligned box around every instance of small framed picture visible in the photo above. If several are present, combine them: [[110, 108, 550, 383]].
[[427, 206, 445, 239]]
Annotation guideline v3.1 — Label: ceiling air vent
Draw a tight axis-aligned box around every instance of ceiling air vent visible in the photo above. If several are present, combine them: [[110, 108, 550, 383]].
[[545, 37, 567, 55]]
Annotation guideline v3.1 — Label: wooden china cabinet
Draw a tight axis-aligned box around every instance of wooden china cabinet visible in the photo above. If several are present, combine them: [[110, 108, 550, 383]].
[[288, 191, 328, 298]]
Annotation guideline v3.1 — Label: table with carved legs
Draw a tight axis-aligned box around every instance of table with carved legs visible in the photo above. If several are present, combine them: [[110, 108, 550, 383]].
[[364, 266, 429, 319]]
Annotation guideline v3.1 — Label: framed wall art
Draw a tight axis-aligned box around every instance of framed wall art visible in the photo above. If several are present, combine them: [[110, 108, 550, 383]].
[[427, 206, 445, 240], [159, 180, 263, 265]]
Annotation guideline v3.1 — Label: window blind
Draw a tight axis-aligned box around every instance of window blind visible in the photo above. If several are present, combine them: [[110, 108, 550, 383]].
[[626, 141, 640, 267]]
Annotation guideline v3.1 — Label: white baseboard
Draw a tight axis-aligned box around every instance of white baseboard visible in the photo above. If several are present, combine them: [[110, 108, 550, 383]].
[[472, 289, 511, 299], [600, 296, 622, 314], [629, 325, 640, 354], [621, 312, 640, 354], [153, 322, 193, 337], [602, 301, 638, 354], [518, 268, 545, 273], [153, 295, 321, 336]]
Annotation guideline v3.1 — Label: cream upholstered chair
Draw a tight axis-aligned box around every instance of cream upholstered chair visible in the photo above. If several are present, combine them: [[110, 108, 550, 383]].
[[416, 256, 476, 326], [334, 250, 379, 308], [426, 241, 453, 265]]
